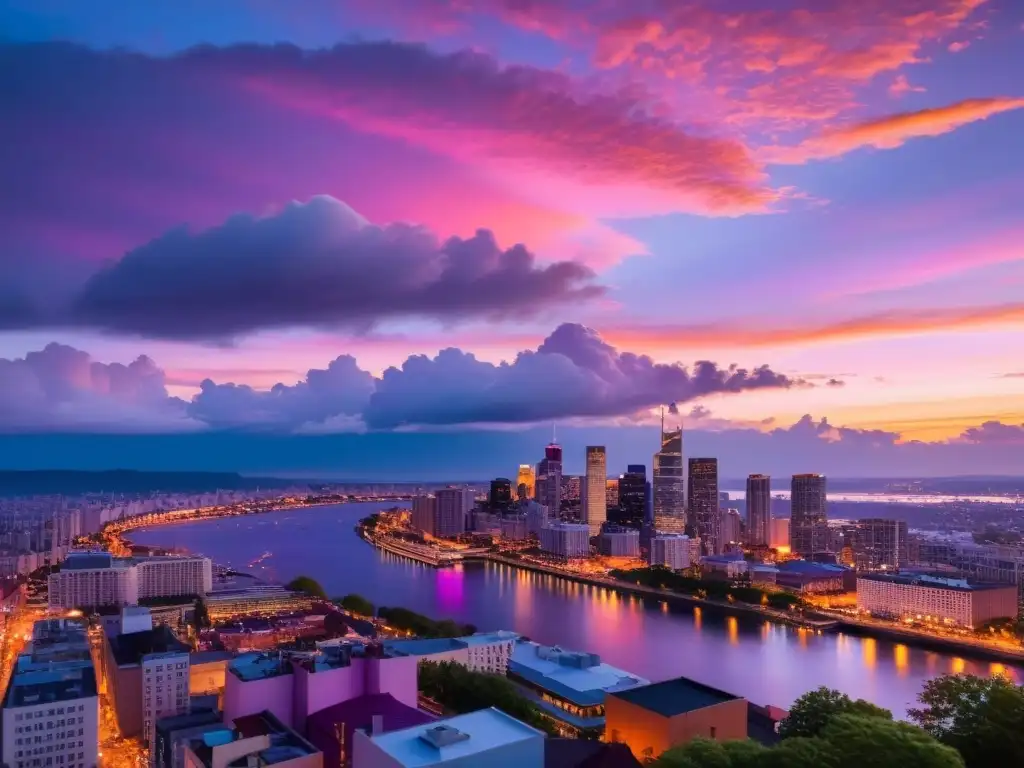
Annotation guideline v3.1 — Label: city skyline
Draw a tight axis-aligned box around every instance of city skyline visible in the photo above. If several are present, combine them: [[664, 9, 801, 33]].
[[1, 1, 1023, 476]]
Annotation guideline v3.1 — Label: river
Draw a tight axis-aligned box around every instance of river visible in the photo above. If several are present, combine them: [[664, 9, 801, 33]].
[[129, 501, 1022, 717]]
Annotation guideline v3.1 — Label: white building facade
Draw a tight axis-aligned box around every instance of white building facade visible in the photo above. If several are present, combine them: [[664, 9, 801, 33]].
[[538, 523, 591, 560], [598, 530, 640, 558], [856, 574, 1018, 628], [649, 535, 700, 571], [142, 651, 191, 755], [48, 555, 212, 611]]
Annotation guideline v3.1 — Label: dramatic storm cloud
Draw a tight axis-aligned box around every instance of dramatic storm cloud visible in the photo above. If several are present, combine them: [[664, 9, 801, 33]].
[[9, 196, 602, 339], [0, 327, 795, 432], [363, 323, 798, 428]]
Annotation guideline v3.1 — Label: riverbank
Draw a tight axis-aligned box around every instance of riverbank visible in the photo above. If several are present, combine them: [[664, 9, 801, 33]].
[[362, 530, 1024, 665]]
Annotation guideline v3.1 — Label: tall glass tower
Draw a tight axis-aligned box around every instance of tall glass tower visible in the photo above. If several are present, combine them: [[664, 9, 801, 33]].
[[584, 446, 607, 536], [653, 408, 686, 533], [688, 457, 719, 554], [746, 474, 772, 546]]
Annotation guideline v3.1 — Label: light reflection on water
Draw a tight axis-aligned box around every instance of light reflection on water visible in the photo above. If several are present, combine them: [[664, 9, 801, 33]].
[[131, 501, 1022, 717]]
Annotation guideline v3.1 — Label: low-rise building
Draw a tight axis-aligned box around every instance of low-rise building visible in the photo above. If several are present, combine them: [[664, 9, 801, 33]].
[[352, 708, 545, 768], [856, 573, 1018, 628], [204, 585, 314, 622], [154, 710, 223, 768], [538, 523, 591, 560], [774, 561, 853, 593], [306, 693, 434, 768], [182, 710, 321, 768], [648, 535, 699, 571], [700, 555, 748, 579], [506, 641, 647, 735], [384, 631, 519, 675], [1, 619, 99, 768], [598, 529, 640, 558], [604, 676, 749, 761]]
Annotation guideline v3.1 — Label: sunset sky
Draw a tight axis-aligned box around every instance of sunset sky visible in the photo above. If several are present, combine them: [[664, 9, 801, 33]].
[[1, 0, 1022, 477]]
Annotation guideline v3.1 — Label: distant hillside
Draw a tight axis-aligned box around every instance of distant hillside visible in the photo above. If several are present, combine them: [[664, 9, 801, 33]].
[[0, 469, 300, 496]]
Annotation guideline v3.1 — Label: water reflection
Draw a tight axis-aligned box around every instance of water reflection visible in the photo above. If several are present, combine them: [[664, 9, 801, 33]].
[[131, 501, 1024, 718]]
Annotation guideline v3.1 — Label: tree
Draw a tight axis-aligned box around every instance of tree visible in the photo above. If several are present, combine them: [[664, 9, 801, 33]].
[[818, 714, 963, 768], [779, 686, 891, 739], [286, 575, 327, 599], [908, 673, 1024, 768], [652, 737, 732, 768], [193, 597, 211, 631], [339, 593, 374, 616]]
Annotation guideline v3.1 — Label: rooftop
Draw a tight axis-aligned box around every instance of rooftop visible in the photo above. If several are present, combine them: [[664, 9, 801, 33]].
[[188, 711, 318, 768], [544, 740, 642, 768], [108, 625, 190, 667], [228, 652, 294, 682], [460, 630, 520, 647], [190, 649, 235, 665], [857, 572, 1010, 592], [610, 676, 741, 718], [62, 552, 115, 570], [306, 693, 435, 763], [508, 642, 648, 707], [364, 708, 543, 767], [384, 637, 465, 656], [6, 624, 97, 708]]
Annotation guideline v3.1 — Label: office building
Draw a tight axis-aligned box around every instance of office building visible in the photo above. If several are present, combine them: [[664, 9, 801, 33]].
[[598, 529, 641, 558], [154, 709, 223, 768], [721, 509, 742, 550], [562, 475, 581, 504], [536, 442, 563, 515], [104, 623, 191, 750], [790, 474, 828, 557], [48, 553, 212, 611], [584, 446, 607, 536], [538, 523, 591, 560], [2, 619, 99, 768], [604, 676, 748, 761], [616, 466, 647, 529], [352, 708, 545, 768], [516, 465, 535, 501], [652, 413, 686, 534], [850, 519, 908, 571], [410, 495, 437, 537], [489, 479, 514, 511], [434, 488, 472, 538], [182, 711, 321, 768], [908, 534, 1024, 603], [856, 573, 1018, 629], [745, 475, 771, 546], [648, 535, 700, 571], [688, 459, 719, 555], [507, 641, 648, 735]]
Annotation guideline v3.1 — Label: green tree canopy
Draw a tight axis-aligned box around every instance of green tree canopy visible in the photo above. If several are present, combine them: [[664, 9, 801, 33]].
[[338, 593, 374, 616], [418, 660, 558, 736], [779, 686, 892, 739], [654, 715, 961, 768], [193, 597, 211, 630], [908, 673, 1024, 768], [286, 575, 327, 599]]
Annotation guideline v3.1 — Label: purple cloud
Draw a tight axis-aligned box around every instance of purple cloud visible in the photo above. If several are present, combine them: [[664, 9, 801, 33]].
[[0, 344, 195, 432], [959, 421, 1024, 445], [188, 355, 374, 430], [363, 323, 798, 428], [826, 377, 846, 387], [9, 196, 602, 339]]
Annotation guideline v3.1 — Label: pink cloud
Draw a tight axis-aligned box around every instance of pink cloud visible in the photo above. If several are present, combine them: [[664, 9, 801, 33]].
[[888, 73, 927, 98]]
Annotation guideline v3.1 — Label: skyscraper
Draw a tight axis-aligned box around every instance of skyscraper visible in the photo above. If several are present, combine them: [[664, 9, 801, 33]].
[[536, 442, 563, 515], [851, 518, 908, 571], [617, 465, 647, 529], [653, 409, 686, 533], [722, 508, 743, 549], [516, 464, 536, 501], [585, 446, 607, 536], [489, 478, 513, 511], [791, 474, 828, 557], [435, 487, 473, 537], [746, 474, 772, 546], [688, 458, 720, 554]]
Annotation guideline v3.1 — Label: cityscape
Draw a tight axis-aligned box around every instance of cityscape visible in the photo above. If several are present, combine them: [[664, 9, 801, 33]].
[[2, 1, 1024, 768]]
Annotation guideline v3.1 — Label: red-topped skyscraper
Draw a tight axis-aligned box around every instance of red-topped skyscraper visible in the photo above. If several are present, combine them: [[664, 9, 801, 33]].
[[535, 430, 563, 516]]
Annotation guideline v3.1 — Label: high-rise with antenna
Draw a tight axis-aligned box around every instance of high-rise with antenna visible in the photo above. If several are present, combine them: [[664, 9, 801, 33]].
[[652, 403, 686, 533]]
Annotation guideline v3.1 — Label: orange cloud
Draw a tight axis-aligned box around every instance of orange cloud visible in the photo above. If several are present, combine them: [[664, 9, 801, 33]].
[[766, 97, 1024, 163], [598, 302, 1024, 351]]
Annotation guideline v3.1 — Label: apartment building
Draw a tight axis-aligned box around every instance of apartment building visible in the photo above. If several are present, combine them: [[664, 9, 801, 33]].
[[857, 573, 1018, 628], [48, 553, 212, 611]]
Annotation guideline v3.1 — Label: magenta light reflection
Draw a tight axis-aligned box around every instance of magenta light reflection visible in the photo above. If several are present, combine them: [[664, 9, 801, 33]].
[[435, 566, 465, 613]]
